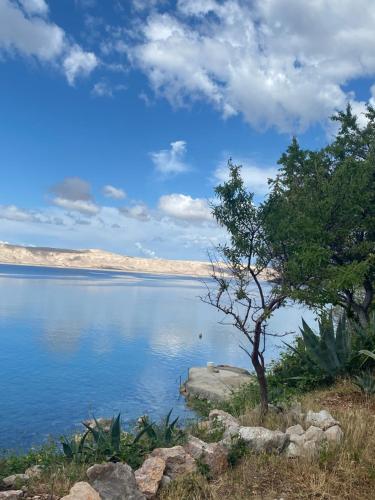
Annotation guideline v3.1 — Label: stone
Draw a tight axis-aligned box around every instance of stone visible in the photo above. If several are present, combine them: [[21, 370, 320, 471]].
[[183, 366, 254, 401], [83, 418, 112, 432], [305, 410, 339, 430], [135, 457, 166, 499], [87, 462, 146, 500], [24, 466, 43, 479], [286, 402, 304, 421], [304, 425, 327, 445], [60, 482, 101, 500], [2, 475, 29, 488], [324, 424, 344, 444], [302, 440, 319, 459], [209, 409, 240, 440], [285, 442, 302, 458], [184, 436, 228, 476], [0, 492, 23, 500], [286, 424, 304, 436], [150, 446, 196, 479], [160, 476, 171, 488], [239, 427, 288, 453]]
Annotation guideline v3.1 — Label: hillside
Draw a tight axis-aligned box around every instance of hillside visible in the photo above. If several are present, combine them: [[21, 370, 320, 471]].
[[0, 243, 213, 277]]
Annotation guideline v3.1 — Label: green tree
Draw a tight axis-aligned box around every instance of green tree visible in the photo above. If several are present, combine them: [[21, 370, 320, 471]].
[[264, 105, 375, 327], [203, 164, 286, 414]]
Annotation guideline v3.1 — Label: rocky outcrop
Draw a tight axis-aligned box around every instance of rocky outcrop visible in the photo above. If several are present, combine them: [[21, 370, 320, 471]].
[[209, 409, 240, 442], [86, 462, 146, 500], [182, 365, 254, 401], [60, 482, 101, 500], [184, 436, 228, 476], [150, 446, 196, 480], [135, 457, 166, 499]]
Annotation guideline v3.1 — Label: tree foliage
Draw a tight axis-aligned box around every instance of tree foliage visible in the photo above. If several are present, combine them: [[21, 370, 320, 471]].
[[264, 104, 375, 326]]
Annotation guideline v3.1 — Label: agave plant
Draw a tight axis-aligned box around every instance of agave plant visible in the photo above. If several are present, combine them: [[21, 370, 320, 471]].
[[353, 371, 375, 395], [61, 431, 89, 462], [299, 311, 351, 378], [135, 409, 184, 448], [83, 414, 122, 461]]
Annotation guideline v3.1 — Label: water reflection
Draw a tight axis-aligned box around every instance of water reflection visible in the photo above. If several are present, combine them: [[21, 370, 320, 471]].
[[0, 264, 315, 450]]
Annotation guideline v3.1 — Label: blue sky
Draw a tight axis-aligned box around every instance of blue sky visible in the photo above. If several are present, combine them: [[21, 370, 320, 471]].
[[1, 0, 374, 260]]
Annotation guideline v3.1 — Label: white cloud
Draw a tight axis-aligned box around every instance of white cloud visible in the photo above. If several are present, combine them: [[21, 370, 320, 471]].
[[135, 241, 157, 258], [52, 198, 100, 215], [92, 80, 113, 97], [63, 45, 98, 85], [0, 204, 39, 222], [103, 185, 126, 200], [49, 177, 100, 215], [150, 140, 189, 175], [119, 203, 150, 221], [158, 193, 212, 222], [214, 161, 278, 197], [0, 0, 97, 84], [130, 0, 375, 131], [19, 0, 48, 16]]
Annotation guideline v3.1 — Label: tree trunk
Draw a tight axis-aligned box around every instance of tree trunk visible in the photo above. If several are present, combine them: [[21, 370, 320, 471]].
[[252, 353, 268, 417], [251, 321, 268, 416]]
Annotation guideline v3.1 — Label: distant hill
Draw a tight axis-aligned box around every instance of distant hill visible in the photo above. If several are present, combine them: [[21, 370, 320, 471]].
[[0, 243, 213, 277]]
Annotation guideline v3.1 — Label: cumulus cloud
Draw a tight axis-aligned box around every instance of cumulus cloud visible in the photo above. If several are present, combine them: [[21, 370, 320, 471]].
[[158, 193, 212, 222], [119, 203, 150, 221], [63, 45, 98, 85], [130, 0, 375, 131], [150, 140, 189, 175], [0, 0, 97, 84], [49, 177, 100, 215], [103, 185, 126, 200], [19, 0, 49, 16], [214, 161, 278, 198]]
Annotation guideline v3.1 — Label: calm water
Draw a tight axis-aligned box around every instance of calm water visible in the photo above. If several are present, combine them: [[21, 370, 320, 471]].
[[0, 264, 313, 451]]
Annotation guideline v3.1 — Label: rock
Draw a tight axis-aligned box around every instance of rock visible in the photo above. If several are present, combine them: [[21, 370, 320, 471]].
[[239, 427, 288, 453], [135, 457, 166, 499], [2, 475, 29, 488], [83, 418, 112, 432], [60, 482, 100, 500], [302, 439, 319, 459], [285, 442, 301, 458], [183, 366, 254, 401], [87, 462, 146, 500], [0, 492, 23, 500], [160, 476, 171, 488], [286, 424, 304, 436], [324, 424, 343, 444], [305, 410, 339, 430], [24, 466, 43, 479], [209, 409, 240, 440], [184, 436, 228, 476], [150, 446, 196, 479], [304, 425, 327, 445]]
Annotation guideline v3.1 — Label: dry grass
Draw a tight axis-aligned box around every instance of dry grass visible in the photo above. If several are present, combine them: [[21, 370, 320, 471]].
[[161, 380, 375, 500]]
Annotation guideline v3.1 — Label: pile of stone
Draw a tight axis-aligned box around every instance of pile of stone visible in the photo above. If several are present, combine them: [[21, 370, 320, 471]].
[[0, 408, 343, 500]]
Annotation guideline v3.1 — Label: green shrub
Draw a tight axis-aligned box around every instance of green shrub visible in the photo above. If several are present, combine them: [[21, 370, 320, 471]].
[[353, 371, 375, 395], [227, 437, 248, 467]]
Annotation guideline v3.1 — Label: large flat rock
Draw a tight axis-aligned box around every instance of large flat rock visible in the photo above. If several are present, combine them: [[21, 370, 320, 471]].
[[182, 365, 254, 401]]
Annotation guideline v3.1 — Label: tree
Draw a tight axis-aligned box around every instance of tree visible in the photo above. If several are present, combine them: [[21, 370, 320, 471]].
[[203, 164, 286, 414], [264, 105, 375, 327]]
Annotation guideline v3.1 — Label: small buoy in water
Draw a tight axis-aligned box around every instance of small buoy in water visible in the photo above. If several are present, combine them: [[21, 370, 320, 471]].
[[198, 333, 202, 339]]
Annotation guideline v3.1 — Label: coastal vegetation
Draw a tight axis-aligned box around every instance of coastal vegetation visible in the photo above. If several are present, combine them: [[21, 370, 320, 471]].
[[1, 105, 375, 498]]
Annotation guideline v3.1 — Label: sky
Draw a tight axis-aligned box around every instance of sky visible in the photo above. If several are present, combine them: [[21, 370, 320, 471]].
[[1, 0, 375, 260]]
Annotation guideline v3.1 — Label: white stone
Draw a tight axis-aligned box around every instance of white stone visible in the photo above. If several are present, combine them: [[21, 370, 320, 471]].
[[305, 410, 339, 430], [2, 475, 29, 488], [0, 491, 23, 500], [239, 426, 288, 453], [61, 482, 100, 500], [286, 424, 304, 436], [324, 424, 343, 444], [184, 435, 228, 476], [304, 425, 327, 445]]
